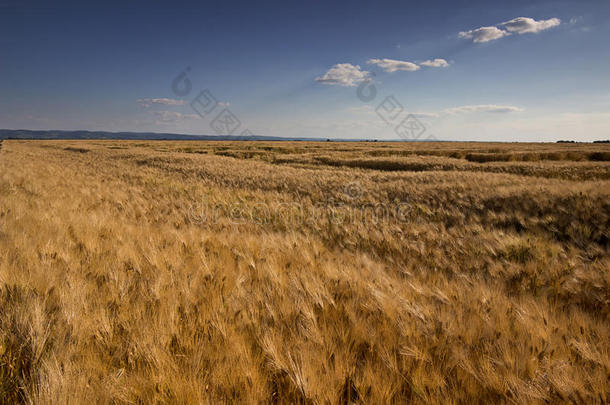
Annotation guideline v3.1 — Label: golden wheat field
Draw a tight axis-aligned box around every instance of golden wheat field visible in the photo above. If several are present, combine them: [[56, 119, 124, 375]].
[[1, 139, 609, 404]]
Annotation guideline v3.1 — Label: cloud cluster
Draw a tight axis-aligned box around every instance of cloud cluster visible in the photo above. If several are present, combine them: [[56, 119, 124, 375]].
[[317, 16, 561, 87], [137, 98, 186, 107], [315, 63, 370, 87], [318, 57, 450, 86], [460, 16, 560, 43]]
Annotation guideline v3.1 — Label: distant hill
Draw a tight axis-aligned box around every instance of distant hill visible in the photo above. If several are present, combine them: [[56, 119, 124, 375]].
[[0, 129, 304, 141], [0, 129, 382, 142]]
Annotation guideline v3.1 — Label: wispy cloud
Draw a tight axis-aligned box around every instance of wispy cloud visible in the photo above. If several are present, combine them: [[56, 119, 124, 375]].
[[315, 63, 370, 86], [443, 104, 524, 114], [459, 26, 510, 43], [151, 110, 200, 123], [137, 98, 187, 107], [345, 105, 376, 115], [410, 112, 440, 118], [345, 103, 521, 118], [420, 58, 449, 68], [367, 58, 419, 72], [500, 17, 560, 34]]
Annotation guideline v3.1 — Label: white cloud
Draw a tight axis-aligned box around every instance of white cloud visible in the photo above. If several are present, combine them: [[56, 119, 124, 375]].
[[459, 26, 510, 43], [367, 58, 420, 72], [500, 17, 560, 34], [151, 110, 200, 123], [460, 17, 560, 43], [315, 63, 370, 86], [443, 105, 524, 114], [420, 58, 449, 68], [138, 98, 186, 107]]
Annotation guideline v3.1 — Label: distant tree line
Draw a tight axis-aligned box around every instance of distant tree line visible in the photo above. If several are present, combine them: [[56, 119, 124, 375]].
[[557, 140, 610, 143]]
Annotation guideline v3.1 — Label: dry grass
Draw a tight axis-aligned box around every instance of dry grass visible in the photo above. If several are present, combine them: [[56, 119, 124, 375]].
[[1, 139, 609, 404]]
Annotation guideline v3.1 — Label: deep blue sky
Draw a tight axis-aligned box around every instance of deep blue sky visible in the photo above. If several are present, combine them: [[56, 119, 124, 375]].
[[1, 0, 609, 140]]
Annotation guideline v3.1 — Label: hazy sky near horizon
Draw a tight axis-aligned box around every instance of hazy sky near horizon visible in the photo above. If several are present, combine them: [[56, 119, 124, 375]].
[[1, 0, 609, 141]]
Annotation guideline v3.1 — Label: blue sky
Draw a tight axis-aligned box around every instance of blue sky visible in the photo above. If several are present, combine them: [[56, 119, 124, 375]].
[[1, 0, 609, 141]]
